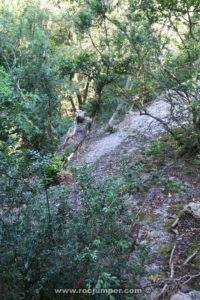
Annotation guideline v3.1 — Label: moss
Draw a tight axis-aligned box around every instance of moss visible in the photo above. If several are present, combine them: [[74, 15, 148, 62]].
[[161, 243, 171, 257], [177, 210, 185, 218], [189, 241, 200, 255], [165, 206, 185, 229], [167, 204, 184, 216], [137, 212, 161, 223], [164, 218, 175, 229], [149, 213, 161, 222], [188, 241, 200, 271], [186, 240, 200, 285], [161, 243, 172, 269], [161, 243, 173, 272]]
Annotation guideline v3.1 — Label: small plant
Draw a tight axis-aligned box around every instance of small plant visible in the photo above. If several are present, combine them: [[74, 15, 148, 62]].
[[192, 153, 200, 166], [62, 145, 74, 160], [119, 157, 146, 193], [106, 124, 116, 134], [41, 146, 74, 185], [143, 139, 167, 156], [161, 243, 171, 259], [42, 155, 64, 185], [172, 127, 199, 156], [119, 155, 187, 195], [158, 177, 187, 193], [188, 241, 200, 273], [0, 67, 12, 99]]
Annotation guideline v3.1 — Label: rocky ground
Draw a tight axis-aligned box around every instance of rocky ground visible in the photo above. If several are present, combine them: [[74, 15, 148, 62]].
[[75, 97, 170, 164], [66, 96, 200, 300]]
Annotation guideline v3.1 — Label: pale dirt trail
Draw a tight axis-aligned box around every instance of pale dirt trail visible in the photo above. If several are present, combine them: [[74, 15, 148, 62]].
[[80, 97, 171, 164]]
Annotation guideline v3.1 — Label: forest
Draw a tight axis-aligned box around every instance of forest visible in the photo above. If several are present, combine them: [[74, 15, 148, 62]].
[[1, 0, 200, 299]]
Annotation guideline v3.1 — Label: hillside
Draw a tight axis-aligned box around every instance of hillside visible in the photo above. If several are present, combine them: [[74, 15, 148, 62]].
[[1, 1, 200, 300], [66, 95, 200, 299]]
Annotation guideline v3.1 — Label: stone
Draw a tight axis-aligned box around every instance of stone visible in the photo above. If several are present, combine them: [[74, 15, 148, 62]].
[[171, 290, 200, 300], [184, 202, 200, 220]]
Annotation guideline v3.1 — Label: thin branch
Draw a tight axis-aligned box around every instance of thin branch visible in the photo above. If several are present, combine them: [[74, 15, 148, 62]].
[[158, 243, 176, 298], [183, 251, 198, 266]]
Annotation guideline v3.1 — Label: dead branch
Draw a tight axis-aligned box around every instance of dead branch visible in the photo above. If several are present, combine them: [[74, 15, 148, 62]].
[[171, 218, 179, 228], [182, 272, 200, 285], [183, 251, 198, 266], [169, 243, 176, 278], [158, 243, 176, 298], [136, 102, 176, 138]]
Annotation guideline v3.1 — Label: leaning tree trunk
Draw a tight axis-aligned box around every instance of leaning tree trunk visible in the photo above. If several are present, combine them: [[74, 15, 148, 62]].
[[108, 76, 132, 128]]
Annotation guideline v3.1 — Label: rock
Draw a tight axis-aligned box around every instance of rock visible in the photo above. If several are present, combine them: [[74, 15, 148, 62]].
[[170, 291, 191, 300], [59, 110, 92, 150], [171, 290, 200, 300], [179, 284, 191, 293], [140, 277, 150, 288], [184, 202, 200, 220]]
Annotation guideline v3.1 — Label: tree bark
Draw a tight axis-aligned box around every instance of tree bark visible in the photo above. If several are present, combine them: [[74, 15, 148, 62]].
[[108, 76, 132, 128], [76, 92, 82, 107], [68, 95, 76, 113], [83, 77, 91, 103]]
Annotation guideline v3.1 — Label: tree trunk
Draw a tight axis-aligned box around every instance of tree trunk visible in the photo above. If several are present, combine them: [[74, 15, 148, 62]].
[[76, 92, 82, 108], [69, 95, 76, 113], [83, 78, 91, 102], [108, 76, 132, 128]]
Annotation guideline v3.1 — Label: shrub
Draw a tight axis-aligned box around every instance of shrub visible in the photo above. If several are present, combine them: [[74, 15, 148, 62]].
[[0, 164, 149, 300], [172, 127, 199, 156], [0, 66, 12, 99], [143, 139, 167, 156], [42, 155, 64, 185], [41, 146, 74, 185]]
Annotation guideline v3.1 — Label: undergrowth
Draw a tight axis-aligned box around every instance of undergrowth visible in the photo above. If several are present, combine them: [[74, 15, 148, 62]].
[[0, 163, 149, 300]]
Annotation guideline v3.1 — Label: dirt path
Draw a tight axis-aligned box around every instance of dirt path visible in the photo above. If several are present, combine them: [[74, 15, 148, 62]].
[[78, 97, 170, 164]]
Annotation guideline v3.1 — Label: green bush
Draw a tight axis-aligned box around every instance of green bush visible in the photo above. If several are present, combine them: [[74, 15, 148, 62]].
[[53, 116, 73, 138], [0, 164, 149, 300], [0, 67, 12, 99], [143, 139, 168, 156], [42, 146, 74, 185], [172, 127, 199, 156], [42, 155, 64, 184]]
